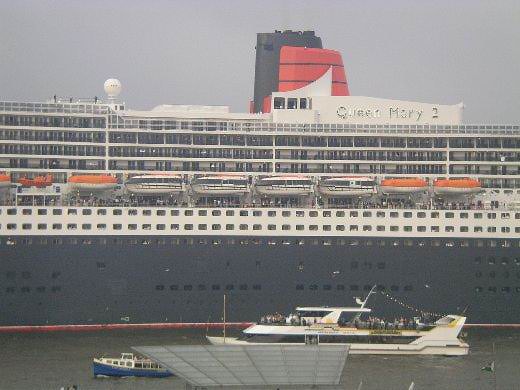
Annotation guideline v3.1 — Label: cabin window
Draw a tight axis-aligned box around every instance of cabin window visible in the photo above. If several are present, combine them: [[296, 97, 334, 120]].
[[417, 212, 426, 218], [474, 213, 482, 219], [350, 211, 358, 217], [363, 211, 372, 217], [53, 209, 62, 215], [128, 224, 137, 230], [156, 224, 165, 230], [336, 225, 345, 231], [171, 224, 179, 230], [240, 210, 248, 217], [363, 225, 372, 231], [309, 225, 318, 231], [350, 225, 358, 231], [184, 210, 193, 216], [296, 211, 304, 217], [67, 224, 77, 230], [143, 210, 152, 216], [431, 226, 440, 232], [299, 98, 307, 109], [82, 209, 92, 215], [97, 209, 106, 215], [171, 210, 179, 216], [128, 209, 137, 216], [287, 98, 298, 109], [52, 223, 62, 230], [296, 225, 304, 231], [226, 224, 234, 230], [460, 226, 468, 232], [67, 209, 77, 215], [198, 210, 207, 216], [7, 209, 16, 215], [22, 209, 32, 215], [282, 224, 290, 231], [239, 224, 248, 230], [198, 224, 207, 230], [460, 212, 468, 219], [445, 212, 454, 218], [431, 212, 439, 218], [113, 224, 122, 230], [488, 227, 497, 233], [226, 210, 234, 216], [390, 226, 398, 232], [417, 226, 426, 232], [212, 224, 221, 230], [488, 213, 496, 219], [309, 211, 318, 217], [273, 97, 285, 109], [184, 224, 193, 230], [37, 224, 47, 230], [212, 210, 221, 216]]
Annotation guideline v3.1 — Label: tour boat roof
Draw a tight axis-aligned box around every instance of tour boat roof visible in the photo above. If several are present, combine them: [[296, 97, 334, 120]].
[[296, 306, 371, 313]]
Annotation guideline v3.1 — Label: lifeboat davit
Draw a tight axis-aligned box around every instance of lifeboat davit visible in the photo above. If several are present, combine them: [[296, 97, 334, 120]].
[[68, 175, 118, 192], [126, 174, 183, 195], [255, 176, 314, 196], [0, 174, 10, 190], [433, 178, 481, 196], [18, 174, 53, 188], [380, 178, 428, 195], [318, 176, 377, 197], [191, 175, 249, 195]]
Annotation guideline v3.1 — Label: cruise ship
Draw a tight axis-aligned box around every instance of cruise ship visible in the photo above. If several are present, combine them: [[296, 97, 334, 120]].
[[1, 30, 519, 327]]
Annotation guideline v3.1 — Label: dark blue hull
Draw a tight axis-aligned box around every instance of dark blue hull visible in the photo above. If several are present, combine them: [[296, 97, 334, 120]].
[[92, 362, 172, 378], [1, 235, 519, 325]]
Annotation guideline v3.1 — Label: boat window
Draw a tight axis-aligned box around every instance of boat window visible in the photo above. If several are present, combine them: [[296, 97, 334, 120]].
[[97, 209, 106, 215], [239, 224, 248, 230], [198, 224, 207, 230], [226, 224, 234, 230], [113, 209, 122, 216], [212, 210, 221, 216], [184, 224, 193, 230], [67, 209, 77, 215], [240, 210, 248, 216], [296, 211, 304, 217], [417, 226, 426, 232], [376, 211, 385, 218], [198, 210, 207, 216], [350, 211, 358, 217], [431, 226, 440, 232], [296, 225, 304, 230], [390, 226, 398, 231], [67, 223, 77, 230], [488, 213, 496, 219], [390, 212, 398, 218], [282, 224, 290, 230], [273, 97, 285, 109], [282, 211, 291, 217], [171, 210, 179, 216], [363, 211, 372, 217], [82, 209, 92, 215], [143, 210, 152, 216], [171, 224, 179, 230], [287, 98, 297, 109], [377, 225, 385, 231], [53, 209, 62, 215], [184, 210, 193, 216], [430, 212, 439, 218], [309, 211, 318, 217], [474, 213, 482, 219], [37, 224, 47, 230], [460, 212, 468, 219], [128, 209, 137, 216], [113, 224, 122, 230], [226, 210, 234, 216], [52, 223, 62, 230], [38, 209, 47, 215], [336, 225, 345, 231], [82, 224, 91, 230]]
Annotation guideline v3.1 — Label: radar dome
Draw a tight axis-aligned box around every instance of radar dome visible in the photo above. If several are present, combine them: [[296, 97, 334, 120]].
[[104, 78, 122, 98]]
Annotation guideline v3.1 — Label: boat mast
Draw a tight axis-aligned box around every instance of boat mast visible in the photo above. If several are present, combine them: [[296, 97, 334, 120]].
[[223, 294, 226, 344]]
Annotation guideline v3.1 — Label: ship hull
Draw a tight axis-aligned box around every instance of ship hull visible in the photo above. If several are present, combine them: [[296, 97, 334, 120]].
[[0, 235, 518, 326]]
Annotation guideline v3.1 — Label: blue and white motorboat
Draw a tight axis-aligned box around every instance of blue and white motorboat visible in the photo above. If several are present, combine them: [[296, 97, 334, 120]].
[[93, 353, 173, 378]]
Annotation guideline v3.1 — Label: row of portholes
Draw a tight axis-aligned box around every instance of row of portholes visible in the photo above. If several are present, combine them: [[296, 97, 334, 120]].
[[475, 286, 520, 293], [3, 286, 61, 294]]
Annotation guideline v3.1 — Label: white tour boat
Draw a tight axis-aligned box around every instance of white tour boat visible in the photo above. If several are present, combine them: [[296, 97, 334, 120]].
[[207, 288, 469, 356]]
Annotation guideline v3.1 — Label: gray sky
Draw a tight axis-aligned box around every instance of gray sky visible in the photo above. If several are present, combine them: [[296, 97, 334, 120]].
[[0, 0, 519, 123]]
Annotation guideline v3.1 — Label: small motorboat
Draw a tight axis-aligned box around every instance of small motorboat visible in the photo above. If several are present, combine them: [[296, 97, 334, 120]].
[[93, 353, 173, 378], [68, 174, 118, 192], [0, 174, 10, 191], [18, 174, 53, 188]]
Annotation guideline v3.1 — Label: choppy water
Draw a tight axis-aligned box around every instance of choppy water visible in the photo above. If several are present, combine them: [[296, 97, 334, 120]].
[[0, 328, 518, 390]]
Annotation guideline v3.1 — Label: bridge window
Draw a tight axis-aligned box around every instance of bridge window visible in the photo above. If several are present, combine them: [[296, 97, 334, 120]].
[[273, 97, 285, 109]]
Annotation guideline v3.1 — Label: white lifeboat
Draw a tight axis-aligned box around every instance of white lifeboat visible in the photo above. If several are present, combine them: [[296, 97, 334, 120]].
[[68, 175, 118, 192], [0, 174, 11, 191], [380, 178, 428, 195], [433, 178, 481, 196], [191, 175, 249, 195], [126, 174, 183, 195], [318, 176, 376, 197], [255, 176, 314, 196]]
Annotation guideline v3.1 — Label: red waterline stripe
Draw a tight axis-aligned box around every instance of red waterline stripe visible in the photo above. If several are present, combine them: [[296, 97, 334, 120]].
[[1, 322, 519, 334], [0, 322, 254, 334]]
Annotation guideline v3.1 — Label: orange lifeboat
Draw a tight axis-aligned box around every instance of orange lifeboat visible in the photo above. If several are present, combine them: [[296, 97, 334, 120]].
[[380, 178, 428, 195], [0, 173, 10, 190], [433, 178, 481, 196], [18, 174, 53, 188], [68, 175, 118, 192]]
